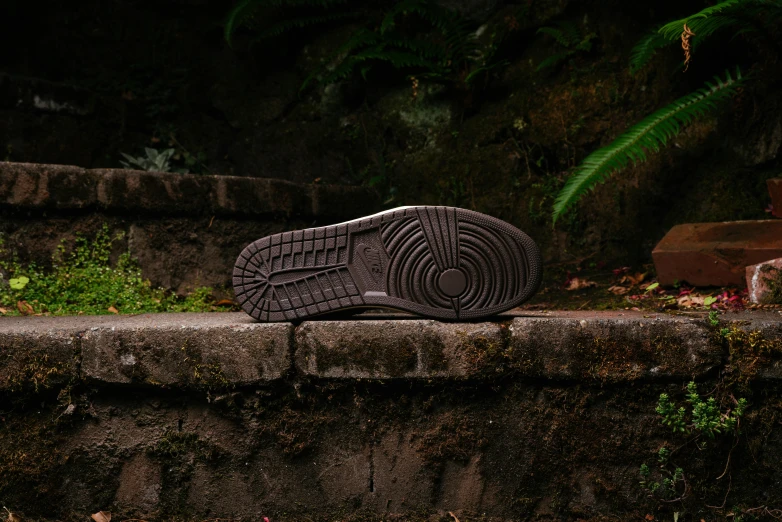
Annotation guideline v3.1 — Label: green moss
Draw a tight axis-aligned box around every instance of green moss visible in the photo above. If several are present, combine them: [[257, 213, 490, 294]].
[[724, 325, 782, 385], [313, 336, 417, 376], [759, 264, 782, 305], [5, 353, 67, 393], [0, 224, 220, 316], [179, 341, 232, 391]]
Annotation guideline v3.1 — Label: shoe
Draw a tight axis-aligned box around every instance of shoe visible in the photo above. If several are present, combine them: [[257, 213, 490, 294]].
[[233, 206, 542, 322]]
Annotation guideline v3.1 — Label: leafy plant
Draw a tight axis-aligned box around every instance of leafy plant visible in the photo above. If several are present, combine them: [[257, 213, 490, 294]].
[[641, 382, 747, 502], [226, 0, 514, 93], [552, 68, 742, 222], [535, 21, 597, 71], [0, 225, 218, 316], [630, 0, 782, 74], [639, 451, 685, 501], [224, 0, 355, 45], [120, 148, 187, 173], [657, 381, 747, 437], [302, 0, 491, 91]]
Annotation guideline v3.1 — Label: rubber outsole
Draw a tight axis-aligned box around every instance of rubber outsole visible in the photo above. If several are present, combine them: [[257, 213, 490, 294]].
[[233, 206, 542, 322]]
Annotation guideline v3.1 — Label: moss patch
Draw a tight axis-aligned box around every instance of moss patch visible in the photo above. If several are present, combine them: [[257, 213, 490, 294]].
[[724, 325, 782, 385], [759, 264, 782, 305], [0, 225, 220, 316]]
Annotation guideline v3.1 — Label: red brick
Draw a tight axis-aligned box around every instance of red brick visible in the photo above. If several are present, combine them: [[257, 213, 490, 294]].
[[769, 178, 782, 218], [652, 220, 782, 286], [746, 258, 782, 303]]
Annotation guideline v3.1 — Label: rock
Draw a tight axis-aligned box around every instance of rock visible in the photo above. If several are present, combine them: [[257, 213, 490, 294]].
[[507, 313, 721, 382], [652, 220, 782, 286], [78, 313, 294, 387], [769, 178, 782, 218], [746, 258, 782, 304], [295, 319, 505, 379]]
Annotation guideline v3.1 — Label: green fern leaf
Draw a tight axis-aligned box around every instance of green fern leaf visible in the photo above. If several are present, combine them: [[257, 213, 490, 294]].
[[537, 26, 569, 48], [535, 50, 574, 71], [255, 11, 358, 38], [552, 68, 743, 223], [659, 0, 753, 39], [225, 0, 256, 43], [630, 0, 782, 70], [629, 31, 669, 74]]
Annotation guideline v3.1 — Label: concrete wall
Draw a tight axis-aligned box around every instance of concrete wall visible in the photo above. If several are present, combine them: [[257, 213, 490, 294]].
[[1, 310, 781, 520]]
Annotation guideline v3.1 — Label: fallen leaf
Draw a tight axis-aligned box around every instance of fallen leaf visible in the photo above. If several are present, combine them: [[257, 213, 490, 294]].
[[643, 282, 660, 292], [608, 285, 629, 295], [627, 272, 647, 286], [91, 511, 111, 522], [107, 306, 119, 314], [449, 512, 461, 522], [17, 300, 33, 315], [9, 276, 29, 290], [5, 510, 23, 522], [565, 277, 597, 291], [215, 299, 235, 306], [645, 515, 655, 521], [0, 307, 7, 314], [703, 296, 717, 307]]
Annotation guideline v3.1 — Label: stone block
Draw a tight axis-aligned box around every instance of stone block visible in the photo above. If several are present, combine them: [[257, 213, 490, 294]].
[[81, 313, 292, 387], [0, 162, 91, 208], [507, 313, 722, 382], [0, 317, 80, 391], [295, 319, 505, 379], [746, 257, 782, 304], [652, 220, 782, 286]]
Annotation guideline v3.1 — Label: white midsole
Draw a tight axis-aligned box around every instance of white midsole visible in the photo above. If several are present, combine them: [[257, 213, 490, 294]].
[[329, 206, 418, 226]]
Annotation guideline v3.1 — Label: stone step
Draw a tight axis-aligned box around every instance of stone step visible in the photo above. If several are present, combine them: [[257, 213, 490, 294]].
[[0, 162, 381, 293], [652, 220, 782, 286], [1, 311, 780, 520]]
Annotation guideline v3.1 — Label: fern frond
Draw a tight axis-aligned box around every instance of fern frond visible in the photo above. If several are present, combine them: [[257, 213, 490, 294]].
[[629, 31, 669, 74], [256, 12, 358, 38], [535, 51, 574, 71], [629, 0, 782, 71], [225, 0, 255, 43], [658, 0, 755, 39], [552, 68, 743, 223], [383, 33, 450, 61], [224, 0, 350, 42], [381, 0, 465, 36], [537, 26, 569, 48]]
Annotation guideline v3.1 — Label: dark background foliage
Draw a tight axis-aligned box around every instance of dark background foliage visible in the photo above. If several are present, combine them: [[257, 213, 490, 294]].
[[1, 0, 780, 264]]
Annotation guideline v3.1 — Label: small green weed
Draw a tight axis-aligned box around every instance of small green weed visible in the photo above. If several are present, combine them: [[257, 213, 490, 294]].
[[120, 147, 188, 173], [641, 381, 747, 502], [657, 382, 746, 438], [0, 225, 219, 316], [536, 20, 597, 72]]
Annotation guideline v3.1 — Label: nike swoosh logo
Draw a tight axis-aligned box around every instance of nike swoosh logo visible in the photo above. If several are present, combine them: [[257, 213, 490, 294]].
[[356, 244, 383, 283]]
